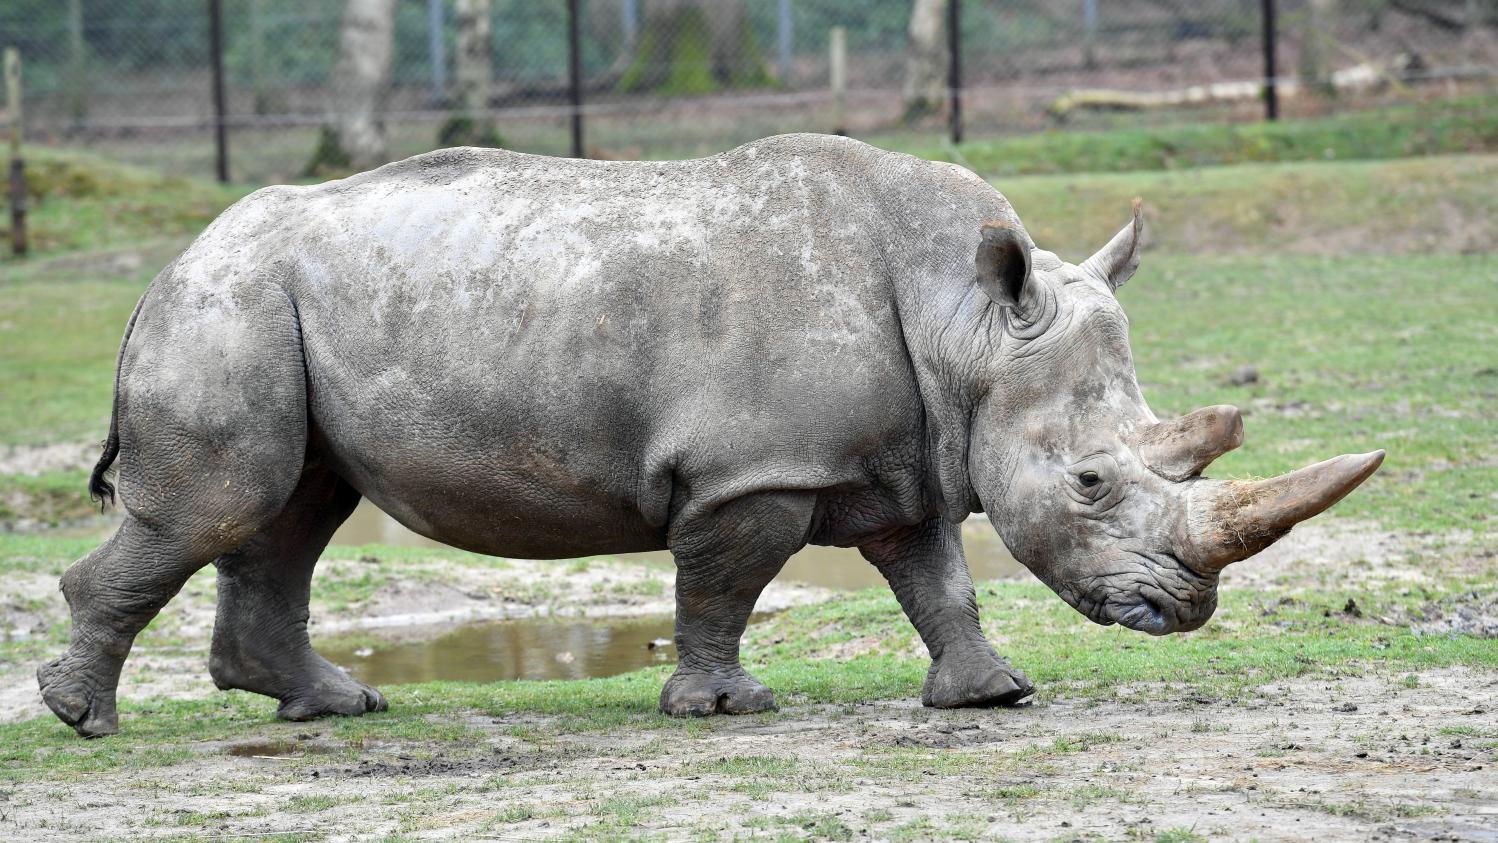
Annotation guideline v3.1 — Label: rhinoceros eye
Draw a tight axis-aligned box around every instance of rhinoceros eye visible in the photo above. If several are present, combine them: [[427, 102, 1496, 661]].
[[1079, 471, 1101, 488]]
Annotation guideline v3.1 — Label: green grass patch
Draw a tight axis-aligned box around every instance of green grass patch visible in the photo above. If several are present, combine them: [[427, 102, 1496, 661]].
[[898, 96, 1498, 178], [1002, 154, 1498, 259], [1, 148, 248, 263], [1123, 253, 1496, 532]]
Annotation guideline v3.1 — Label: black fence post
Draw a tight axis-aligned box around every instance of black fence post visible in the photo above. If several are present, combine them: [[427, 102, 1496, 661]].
[[567, 0, 585, 158], [208, 0, 230, 182], [947, 0, 963, 145], [1261, 0, 1278, 121]]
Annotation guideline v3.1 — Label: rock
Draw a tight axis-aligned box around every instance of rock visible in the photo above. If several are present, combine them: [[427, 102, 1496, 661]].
[[1227, 366, 1261, 386]]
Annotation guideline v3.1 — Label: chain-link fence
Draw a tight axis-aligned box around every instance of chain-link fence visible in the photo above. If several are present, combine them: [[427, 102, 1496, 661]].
[[3, 0, 1496, 184]]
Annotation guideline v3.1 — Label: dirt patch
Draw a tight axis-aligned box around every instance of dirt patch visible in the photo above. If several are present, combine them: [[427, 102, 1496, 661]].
[[0, 668, 1492, 841], [1392, 590, 1498, 639], [0, 441, 102, 477]]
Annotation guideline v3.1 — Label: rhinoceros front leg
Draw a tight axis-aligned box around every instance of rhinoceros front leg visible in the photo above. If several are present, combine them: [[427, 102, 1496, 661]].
[[659, 492, 814, 717], [860, 516, 1034, 708]]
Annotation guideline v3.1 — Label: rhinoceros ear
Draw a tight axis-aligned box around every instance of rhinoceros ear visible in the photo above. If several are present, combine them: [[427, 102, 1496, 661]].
[[1080, 198, 1144, 292], [974, 221, 1032, 309]]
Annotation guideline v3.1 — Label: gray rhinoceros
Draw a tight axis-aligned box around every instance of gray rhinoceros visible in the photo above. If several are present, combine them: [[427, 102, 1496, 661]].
[[40, 134, 1382, 737]]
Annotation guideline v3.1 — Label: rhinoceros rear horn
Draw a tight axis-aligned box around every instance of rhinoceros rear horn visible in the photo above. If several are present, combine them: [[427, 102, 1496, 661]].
[[1183, 450, 1385, 572], [1081, 199, 1144, 292], [974, 221, 1032, 310], [1136, 405, 1244, 481]]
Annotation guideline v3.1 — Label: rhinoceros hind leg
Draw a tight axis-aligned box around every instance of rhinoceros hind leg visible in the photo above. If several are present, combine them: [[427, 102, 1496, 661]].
[[659, 492, 813, 717], [40, 462, 301, 737], [41, 275, 311, 737], [208, 460, 387, 722]]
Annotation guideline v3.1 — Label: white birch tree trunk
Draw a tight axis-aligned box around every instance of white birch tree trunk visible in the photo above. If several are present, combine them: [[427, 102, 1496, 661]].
[[903, 0, 947, 122], [332, 0, 396, 169]]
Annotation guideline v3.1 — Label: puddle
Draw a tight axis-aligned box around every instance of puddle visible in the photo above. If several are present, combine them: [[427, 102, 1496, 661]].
[[331, 500, 1025, 591], [320, 614, 677, 687], [226, 739, 334, 759]]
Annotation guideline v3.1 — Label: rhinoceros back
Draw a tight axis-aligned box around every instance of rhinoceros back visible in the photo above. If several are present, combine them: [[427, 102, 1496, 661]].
[[151, 135, 952, 557]]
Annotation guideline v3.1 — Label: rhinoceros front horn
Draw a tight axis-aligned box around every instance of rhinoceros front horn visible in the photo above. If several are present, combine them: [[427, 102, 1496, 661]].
[[1182, 450, 1385, 572]]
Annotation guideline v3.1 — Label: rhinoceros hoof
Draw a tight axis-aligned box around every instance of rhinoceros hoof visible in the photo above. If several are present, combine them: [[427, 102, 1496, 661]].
[[659, 669, 777, 717], [923, 655, 1035, 709], [38, 655, 119, 738], [275, 675, 389, 722]]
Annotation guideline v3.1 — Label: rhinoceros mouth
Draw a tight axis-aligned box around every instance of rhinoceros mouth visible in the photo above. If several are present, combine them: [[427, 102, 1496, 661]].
[[1109, 594, 1175, 635]]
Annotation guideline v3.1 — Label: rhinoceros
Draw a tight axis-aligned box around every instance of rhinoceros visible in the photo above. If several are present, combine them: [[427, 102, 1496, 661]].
[[40, 134, 1382, 737]]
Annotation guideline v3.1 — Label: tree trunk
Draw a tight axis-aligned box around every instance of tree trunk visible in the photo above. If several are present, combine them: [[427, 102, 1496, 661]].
[[438, 0, 502, 147], [330, 0, 396, 169], [454, 0, 491, 116], [619, 0, 770, 94], [904, 0, 947, 122], [1299, 0, 1336, 97]]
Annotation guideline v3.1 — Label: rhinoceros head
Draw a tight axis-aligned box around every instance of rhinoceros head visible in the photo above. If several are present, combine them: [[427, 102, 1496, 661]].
[[965, 204, 1383, 635]]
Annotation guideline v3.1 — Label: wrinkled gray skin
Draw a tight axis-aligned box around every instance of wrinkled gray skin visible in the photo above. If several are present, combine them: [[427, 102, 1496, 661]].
[[40, 134, 1383, 737]]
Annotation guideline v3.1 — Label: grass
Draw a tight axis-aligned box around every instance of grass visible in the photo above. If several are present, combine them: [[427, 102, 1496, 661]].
[[901, 95, 1498, 178], [0, 148, 249, 263]]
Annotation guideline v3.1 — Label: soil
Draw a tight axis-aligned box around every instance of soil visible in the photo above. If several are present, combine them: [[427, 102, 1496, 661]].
[[0, 669, 1492, 841]]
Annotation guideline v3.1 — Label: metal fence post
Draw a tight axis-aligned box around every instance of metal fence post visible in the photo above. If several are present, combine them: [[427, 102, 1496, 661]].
[[622, 0, 638, 42], [778, 0, 793, 82], [829, 26, 846, 136], [428, 0, 447, 104], [208, 0, 230, 183], [1261, 0, 1279, 121], [947, 0, 963, 144], [567, 0, 584, 158], [67, 0, 85, 131], [6, 47, 26, 258]]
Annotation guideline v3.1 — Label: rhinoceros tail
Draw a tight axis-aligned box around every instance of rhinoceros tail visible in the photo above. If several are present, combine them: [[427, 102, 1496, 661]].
[[89, 290, 149, 509]]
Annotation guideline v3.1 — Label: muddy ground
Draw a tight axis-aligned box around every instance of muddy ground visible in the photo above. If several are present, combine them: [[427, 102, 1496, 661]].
[[0, 671, 1493, 841], [0, 522, 1494, 841]]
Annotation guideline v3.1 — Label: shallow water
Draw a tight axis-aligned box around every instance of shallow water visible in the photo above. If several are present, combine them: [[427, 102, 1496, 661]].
[[318, 500, 1029, 686], [321, 614, 678, 687], [330, 500, 1025, 591]]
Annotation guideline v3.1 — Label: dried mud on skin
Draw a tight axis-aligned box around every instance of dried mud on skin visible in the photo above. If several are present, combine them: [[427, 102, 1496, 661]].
[[0, 669, 1493, 841]]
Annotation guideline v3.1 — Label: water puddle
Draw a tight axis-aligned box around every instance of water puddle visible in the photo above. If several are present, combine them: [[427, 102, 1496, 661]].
[[331, 500, 1024, 591], [320, 503, 1025, 686], [320, 614, 677, 687], [225, 739, 335, 759]]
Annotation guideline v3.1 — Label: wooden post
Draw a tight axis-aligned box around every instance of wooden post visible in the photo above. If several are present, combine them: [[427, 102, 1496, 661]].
[[829, 26, 846, 136], [5, 47, 26, 258]]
